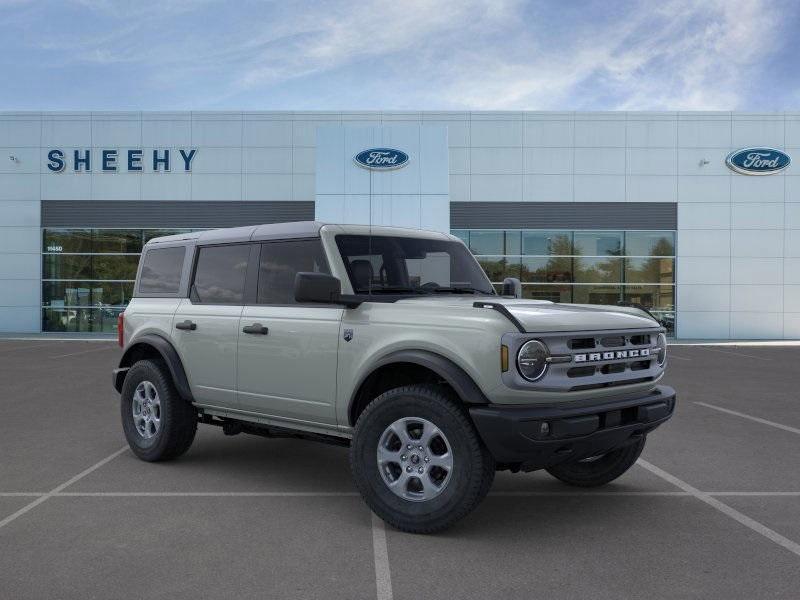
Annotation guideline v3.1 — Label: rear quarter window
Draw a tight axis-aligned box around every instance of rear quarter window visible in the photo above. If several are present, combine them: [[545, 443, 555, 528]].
[[138, 246, 186, 295]]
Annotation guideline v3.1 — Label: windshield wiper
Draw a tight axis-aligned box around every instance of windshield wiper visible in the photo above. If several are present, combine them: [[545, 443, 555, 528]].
[[430, 286, 485, 294], [354, 286, 428, 295]]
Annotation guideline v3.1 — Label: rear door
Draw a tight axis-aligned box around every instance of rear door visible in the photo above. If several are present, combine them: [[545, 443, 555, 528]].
[[172, 243, 255, 409], [237, 239, 343, 426]]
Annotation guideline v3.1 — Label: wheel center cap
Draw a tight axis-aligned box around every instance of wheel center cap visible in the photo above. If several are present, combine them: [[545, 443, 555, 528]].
[[410, 454, 420, 464]]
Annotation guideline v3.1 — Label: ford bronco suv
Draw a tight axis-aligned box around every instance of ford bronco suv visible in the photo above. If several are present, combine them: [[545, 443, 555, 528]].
[[113, 222, 675, 533]]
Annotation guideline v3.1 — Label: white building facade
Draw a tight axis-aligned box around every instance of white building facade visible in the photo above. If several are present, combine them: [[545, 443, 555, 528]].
[[0, 110, 798, 339]]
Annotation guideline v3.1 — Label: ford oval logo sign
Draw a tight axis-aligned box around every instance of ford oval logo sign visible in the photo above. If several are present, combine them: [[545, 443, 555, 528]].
[[726, 147, 790, 175], [354, 148, 409, 170]]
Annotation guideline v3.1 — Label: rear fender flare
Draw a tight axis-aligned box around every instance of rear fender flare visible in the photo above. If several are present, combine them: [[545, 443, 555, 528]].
[[115, 334, 193, 401]]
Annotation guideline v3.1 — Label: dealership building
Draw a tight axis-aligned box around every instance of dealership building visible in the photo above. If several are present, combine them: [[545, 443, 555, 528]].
[[0, 110, 798, 339]]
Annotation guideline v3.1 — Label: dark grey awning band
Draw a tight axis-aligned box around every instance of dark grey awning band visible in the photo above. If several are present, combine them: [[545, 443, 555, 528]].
[[450, 202, 677, 230], [41, 201, 315, 228]]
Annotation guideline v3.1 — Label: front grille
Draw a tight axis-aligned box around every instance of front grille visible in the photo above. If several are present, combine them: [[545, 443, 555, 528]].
[[502, 327, 664, 392]]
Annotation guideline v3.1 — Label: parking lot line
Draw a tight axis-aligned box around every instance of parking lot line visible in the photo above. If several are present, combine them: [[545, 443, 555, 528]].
[[0, 446, 128, 531], [371, 512, 394, 600], [48, 345, 117, 359], [4, 490, 799, 498], [695, 402, 800, 436], [54, 491, 360, 497], [700, 347, 771, 361], [638, 459, 800, 558], [0, 342, 61, 355]]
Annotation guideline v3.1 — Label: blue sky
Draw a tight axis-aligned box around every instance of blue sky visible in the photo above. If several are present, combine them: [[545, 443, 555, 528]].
[[1, 0, 798, 111]]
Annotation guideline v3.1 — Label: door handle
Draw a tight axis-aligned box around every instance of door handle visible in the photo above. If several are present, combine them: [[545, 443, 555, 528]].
[[242, 323, 269, 335], [175, 320, 197, 331]]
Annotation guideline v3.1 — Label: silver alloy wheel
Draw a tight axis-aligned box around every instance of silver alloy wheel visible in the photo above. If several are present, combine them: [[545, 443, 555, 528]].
[[132, 380, 161, 439], [377, 417, 454, 502]]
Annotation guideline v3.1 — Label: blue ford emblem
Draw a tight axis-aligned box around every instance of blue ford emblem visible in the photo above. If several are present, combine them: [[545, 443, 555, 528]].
[[354, 148, 409, 170], [726, 147, 790, 175]]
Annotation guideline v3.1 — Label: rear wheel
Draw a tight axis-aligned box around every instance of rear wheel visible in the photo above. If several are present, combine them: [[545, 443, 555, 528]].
[[121, 359, 197, 462], [350, 384, 494, 534], [545, 436, 646, 487]]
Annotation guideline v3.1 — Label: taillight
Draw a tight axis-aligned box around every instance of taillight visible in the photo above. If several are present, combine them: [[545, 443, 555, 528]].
[[117, 313, 125, 348]]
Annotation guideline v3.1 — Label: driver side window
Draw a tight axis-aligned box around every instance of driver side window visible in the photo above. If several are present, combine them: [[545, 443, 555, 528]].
[[257, 239, 330, 305]]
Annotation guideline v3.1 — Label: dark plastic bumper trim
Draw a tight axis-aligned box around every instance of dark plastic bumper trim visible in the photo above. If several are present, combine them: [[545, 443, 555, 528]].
[[469, 385, 676, 471]]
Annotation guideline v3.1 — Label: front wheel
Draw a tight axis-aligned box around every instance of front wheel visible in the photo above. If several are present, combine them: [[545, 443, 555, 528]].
[[545, 436, 646, 487], [350, 384, 495, 534]]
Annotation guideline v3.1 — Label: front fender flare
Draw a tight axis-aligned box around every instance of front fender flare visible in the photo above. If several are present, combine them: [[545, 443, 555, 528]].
[[115, 334, 193, 401], [349, 349, 489, 424]]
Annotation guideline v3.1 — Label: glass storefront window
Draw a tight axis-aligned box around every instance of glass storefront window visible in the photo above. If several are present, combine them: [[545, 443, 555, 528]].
[[520, 257, 573, 283], [43, 228, 92, 253], [93, 229, 143, 253], [522, 231, 572, 256], [41, 228, 201, 332], [463, 228, 677, 335], [572, 284, 623, 305], [574, 231, 623, 256], [574, 257, 622, 283], [625, 231, 675, 256], [43, 254, 93, 280], [43, 281, 134, 308], [522, 284, 572, 303], [504, 230, 521, 256], [623, 285, 675, 311], [624, 258, 675, 285], [42, 307, 124, 333], [469, 231, 504, 255], [476, 257, 511, 282]]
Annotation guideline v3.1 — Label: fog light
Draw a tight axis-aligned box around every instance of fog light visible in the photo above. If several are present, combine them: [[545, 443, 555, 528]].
[[540, 422, 550, 435]]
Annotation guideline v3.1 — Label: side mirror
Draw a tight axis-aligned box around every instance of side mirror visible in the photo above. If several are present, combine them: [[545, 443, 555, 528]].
[[295, 272, 342, 304], [502, 277, 522, 298]]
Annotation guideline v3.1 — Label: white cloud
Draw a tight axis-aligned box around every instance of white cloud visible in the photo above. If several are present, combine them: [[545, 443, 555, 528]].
[[2, 0, 793, 109]]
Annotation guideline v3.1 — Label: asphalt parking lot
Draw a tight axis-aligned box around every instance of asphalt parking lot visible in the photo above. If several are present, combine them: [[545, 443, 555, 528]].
[[1, 340, 799, 599]]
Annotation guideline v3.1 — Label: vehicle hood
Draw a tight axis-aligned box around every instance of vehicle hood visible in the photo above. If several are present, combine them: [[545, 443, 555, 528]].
[[395, 296, 659, 332]]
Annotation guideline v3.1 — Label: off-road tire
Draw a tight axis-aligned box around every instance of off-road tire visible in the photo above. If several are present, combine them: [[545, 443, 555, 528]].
[[121, 359, 197, 462], [545, 435, 646, 487], [350, 384, 495, 534]]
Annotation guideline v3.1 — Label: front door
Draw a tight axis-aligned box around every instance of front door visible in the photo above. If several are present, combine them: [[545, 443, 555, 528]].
[[237, 239, 343, 426], [172, 243, 252, 409]]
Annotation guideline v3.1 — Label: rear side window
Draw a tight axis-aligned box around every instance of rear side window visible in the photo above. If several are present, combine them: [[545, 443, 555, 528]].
[[192, 244, 250, 304], [138, 246, 185, 295], [258, 239, 330, 304]]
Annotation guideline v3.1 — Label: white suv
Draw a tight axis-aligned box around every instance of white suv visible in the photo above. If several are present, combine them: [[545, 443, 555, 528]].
[[114, 222, 675, 533]]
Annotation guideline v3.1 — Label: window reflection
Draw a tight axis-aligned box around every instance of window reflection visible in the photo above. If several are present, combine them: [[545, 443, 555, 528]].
[[574, 231, 623, 256], [41, 228, 200, 332], [464, 228, 676, 335]]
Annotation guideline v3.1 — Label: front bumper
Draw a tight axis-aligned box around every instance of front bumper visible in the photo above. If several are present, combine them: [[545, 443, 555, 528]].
[[469, 385, 676, 471]]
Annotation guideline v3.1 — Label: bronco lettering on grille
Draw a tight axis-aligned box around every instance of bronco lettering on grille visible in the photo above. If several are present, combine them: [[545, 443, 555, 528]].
[[574, 348, 651, 363]]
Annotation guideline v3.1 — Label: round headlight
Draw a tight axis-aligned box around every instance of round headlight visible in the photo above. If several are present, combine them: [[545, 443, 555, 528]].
[[517, 340, 550, 381], [655, 333, 667, 366]]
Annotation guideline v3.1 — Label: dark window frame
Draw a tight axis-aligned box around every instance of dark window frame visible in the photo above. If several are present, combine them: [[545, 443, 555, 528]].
[[134, 245, 187, 298], [253, 237, 335, 307], [188, 242, 256, 306]]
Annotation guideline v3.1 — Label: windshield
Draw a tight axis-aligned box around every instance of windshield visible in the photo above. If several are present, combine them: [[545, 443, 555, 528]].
[[335, 235, 496, 296]]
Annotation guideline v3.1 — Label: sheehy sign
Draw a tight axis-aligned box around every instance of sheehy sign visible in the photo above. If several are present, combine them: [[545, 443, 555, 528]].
[[46, 149, 197, 172]]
